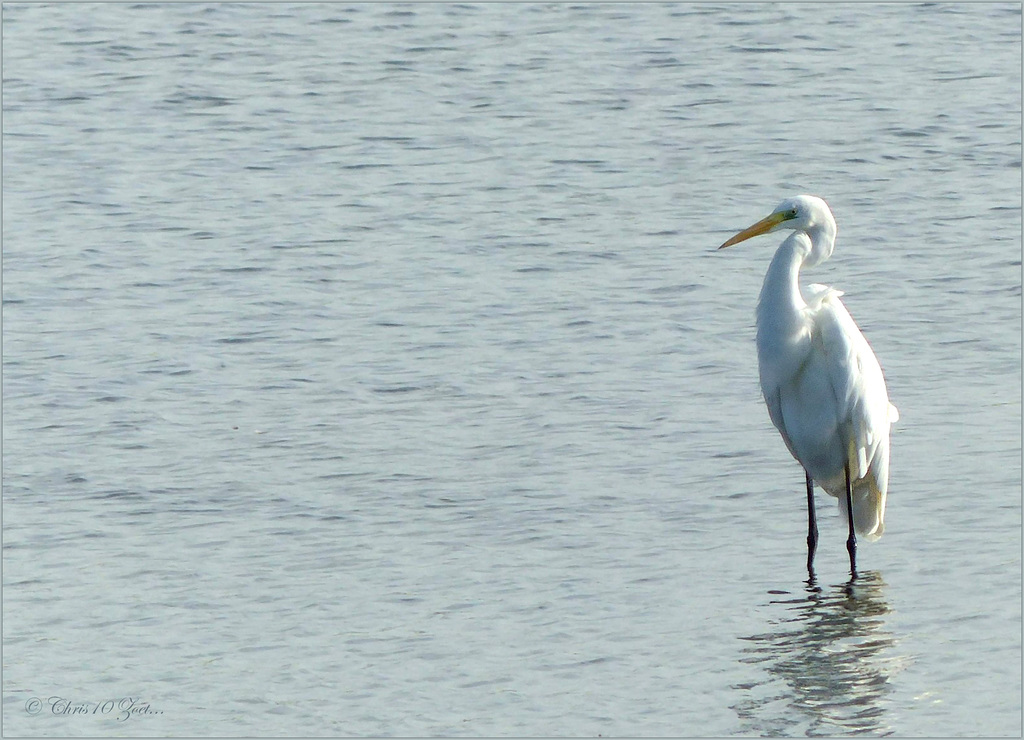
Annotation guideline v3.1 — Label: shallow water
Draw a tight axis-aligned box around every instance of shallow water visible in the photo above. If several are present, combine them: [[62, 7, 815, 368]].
[[3, 3, 1021, 736]]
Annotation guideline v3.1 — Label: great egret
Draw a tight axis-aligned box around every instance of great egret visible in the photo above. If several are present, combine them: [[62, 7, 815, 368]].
[[719, 195, 898, 579]]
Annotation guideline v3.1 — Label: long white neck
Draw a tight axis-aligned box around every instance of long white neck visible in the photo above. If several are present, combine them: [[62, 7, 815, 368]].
[[756, 233, 809, 344], [754, 219, 836, 385], [755, 218, 837, 336]]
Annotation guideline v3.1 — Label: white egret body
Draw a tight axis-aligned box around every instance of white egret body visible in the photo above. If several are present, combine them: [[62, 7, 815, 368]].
[[719, 195, 898, 578]]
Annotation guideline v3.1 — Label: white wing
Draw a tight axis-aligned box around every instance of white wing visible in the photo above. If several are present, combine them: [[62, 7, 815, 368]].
[[764, 284, 897, 540]]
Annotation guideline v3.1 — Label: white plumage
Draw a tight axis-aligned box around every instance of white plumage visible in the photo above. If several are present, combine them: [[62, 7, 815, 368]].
[[720, 195, 898, 575]]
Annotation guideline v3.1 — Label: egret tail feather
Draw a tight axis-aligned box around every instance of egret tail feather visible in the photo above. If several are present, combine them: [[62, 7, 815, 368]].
[[837, 478, 885, 541]]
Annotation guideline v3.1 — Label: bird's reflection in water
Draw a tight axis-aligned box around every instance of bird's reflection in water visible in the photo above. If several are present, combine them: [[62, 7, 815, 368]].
[[732, 571, 905, 736]]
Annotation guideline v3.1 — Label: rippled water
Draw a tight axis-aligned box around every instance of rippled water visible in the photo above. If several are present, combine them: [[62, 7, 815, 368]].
[[3, 3, 1021, 736]]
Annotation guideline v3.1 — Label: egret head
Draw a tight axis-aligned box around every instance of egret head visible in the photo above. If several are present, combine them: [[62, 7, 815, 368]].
[[718, 194, 836, 250]]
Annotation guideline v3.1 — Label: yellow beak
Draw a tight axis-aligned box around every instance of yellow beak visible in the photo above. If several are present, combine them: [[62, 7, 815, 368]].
[[718, 211, 788, 249]]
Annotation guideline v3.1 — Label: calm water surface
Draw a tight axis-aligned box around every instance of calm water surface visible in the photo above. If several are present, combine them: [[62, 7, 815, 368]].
[[3, 3, 1021, 736]]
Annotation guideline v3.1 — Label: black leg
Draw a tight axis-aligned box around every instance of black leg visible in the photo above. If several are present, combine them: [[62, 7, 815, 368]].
[[805, 470, 817, 579], [845, 464, 857, 580]]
